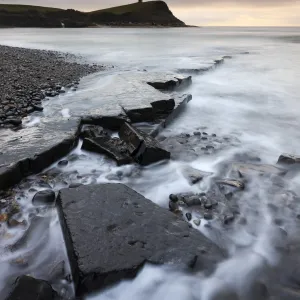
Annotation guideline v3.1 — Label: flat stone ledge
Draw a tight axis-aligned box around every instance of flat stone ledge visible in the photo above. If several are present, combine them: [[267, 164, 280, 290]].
[[0, 118, 80, 190], [57, 184, 224, 296], [0, 72, 193, 190]]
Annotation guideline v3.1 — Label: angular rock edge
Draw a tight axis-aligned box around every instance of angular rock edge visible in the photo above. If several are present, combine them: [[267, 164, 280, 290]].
[[0, 123, 80, 190], [0, 101, 192, 191], [57, 183, 224, 296]]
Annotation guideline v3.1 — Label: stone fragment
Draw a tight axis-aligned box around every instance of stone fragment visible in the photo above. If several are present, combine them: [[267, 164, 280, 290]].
[[57, 184, 223, 296], [119, 123, 170, 166], [278, 153, 300, 165], [181, 166, 213, 185], [82, 137, 132, 166], [216, 179, 245, 190], [80, 125, 108, 139], [193, 219, 201, 226]]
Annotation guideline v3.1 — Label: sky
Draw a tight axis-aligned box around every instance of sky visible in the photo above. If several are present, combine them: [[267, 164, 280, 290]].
[[1, 0, 300, 26]]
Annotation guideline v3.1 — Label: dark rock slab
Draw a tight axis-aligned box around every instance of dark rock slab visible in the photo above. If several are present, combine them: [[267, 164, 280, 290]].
[[0, 118, 80, 190], [119, 123, 170, 165], [65, 72, 191, 124], [32, 190, 56, 206], [6, 275, 57, 300], [123, 106, 154, 123], [149, 94, 192, 137], [278, 153, 300, 165], [147, 75, 192, 91], [151, 99, 175, 114], [177, 56, 233, 75], [81, 115, 129, 131], [57, 184, 223, 296], [81, 137, 132, 166]]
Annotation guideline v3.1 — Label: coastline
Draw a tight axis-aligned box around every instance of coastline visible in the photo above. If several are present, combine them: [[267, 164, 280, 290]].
[[0, 45, 103, 129], [0, 24, 198, 29]]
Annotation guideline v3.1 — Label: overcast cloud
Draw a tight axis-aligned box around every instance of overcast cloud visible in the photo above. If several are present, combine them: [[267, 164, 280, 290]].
[[0, 0, 299, 25]]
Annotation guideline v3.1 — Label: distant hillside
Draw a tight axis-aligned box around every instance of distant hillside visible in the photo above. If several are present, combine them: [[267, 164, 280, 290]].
[[0, 1, 186, 28]]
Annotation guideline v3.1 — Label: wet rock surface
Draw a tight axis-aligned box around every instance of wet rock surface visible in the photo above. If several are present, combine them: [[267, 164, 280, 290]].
[[32, 190, 55, 206], [6, 275, 57, 300], [278, 153, 300, 165], [0, 63, 192, 190], [181, 165, 213, 185], [82, 137, 133, 166], [0, 45, 102, 127], [119, 122, 170, 165], [0, 118, 80, 190], [161, 131, 240, 161], [177, 55, 233, 75], [57, 183, 224, 296]]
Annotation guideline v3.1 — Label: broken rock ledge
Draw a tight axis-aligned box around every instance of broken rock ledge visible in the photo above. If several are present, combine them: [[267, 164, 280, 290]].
[[0, 73, 192, 190]]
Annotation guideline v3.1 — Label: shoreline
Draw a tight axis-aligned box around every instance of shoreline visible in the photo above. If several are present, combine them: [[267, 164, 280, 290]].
[[0, 45, 104, 129], [0, 25, 199, 29]]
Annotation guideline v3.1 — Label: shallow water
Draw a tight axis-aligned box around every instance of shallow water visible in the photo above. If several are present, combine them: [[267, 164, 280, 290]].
[[1, 27, 300, 299]]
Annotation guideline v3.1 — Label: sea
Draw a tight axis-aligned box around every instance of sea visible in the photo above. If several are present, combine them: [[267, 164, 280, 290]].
[[0, 26, 300, 300]]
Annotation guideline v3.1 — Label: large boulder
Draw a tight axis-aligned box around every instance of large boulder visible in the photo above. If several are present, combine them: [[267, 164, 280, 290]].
[[57, 184, 223, 296], [119, 122, 170, 165], [6, 276, 57, 300]]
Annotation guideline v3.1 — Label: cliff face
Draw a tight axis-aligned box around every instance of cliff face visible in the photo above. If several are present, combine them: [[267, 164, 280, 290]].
[[90, 1, 185, 26], [0, 1, 186, 28]]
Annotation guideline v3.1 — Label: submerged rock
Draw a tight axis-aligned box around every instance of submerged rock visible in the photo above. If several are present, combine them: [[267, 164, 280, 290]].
[[181, 166, 213, 185], [232, 163, 287, 177], [278, 153, 300, 165], [216, 179, 245, 199], [57, 184, 223, 296], [6, 275, 57, 300], [58, 160, 68, 167], [10, 216, 51, 252], [32, 190, 55, 206]]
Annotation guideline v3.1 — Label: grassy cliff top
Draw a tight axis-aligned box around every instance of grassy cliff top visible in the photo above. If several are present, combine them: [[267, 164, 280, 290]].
[[89, 1, 166, 15], [0, 1, 168, 14], [0, 4, 63, 12], [0, 1, 186, 27]]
